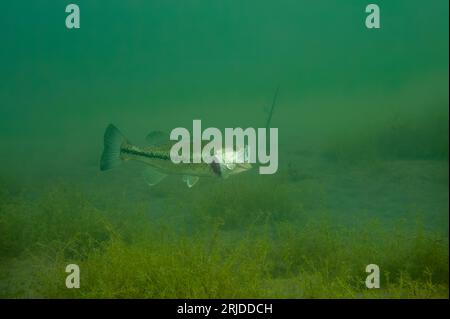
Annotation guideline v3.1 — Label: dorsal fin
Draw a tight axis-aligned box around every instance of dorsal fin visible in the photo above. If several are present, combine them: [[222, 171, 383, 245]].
[[145, 130, 169, 146]]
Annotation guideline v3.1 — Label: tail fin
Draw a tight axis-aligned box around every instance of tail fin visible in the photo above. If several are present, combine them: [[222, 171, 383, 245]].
[[100, 124, 128, 171]]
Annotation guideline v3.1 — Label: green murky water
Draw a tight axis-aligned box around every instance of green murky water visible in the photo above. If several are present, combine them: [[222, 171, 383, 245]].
[[0, 1, 448, 298]]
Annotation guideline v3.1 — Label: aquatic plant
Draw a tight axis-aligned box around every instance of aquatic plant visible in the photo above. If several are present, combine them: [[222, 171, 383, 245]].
[[0, 181, 447, 298], [187, 176, 302, 230]]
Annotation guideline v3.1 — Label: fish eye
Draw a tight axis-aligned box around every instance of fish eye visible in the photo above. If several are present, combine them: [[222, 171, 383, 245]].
[[225, 163, 236, 170]]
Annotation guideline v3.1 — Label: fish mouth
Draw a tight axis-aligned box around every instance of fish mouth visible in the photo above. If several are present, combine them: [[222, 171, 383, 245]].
[[235, 162, 252, 172]]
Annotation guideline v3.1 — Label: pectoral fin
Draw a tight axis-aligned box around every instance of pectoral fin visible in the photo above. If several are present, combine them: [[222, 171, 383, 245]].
[[182, 175, 199, 188], [143, 167, 167, 186]]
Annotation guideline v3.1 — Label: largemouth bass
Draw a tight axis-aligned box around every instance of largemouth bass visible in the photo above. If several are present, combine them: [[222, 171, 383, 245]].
[[100, 124, 252, 187]]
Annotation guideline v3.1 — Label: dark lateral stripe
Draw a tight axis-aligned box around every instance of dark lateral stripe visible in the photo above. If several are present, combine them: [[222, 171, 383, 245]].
[[121, 147, 170, 160]]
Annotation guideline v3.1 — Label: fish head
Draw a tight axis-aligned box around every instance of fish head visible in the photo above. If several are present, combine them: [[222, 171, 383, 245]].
[[214, 146, 252, 177]]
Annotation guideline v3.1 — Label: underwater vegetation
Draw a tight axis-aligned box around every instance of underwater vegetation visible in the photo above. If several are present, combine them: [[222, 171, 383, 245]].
[[0, 174, 448, 299]]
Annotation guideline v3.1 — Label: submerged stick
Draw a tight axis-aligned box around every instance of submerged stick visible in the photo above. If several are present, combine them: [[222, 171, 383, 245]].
[[265, 86, 280, 129]]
